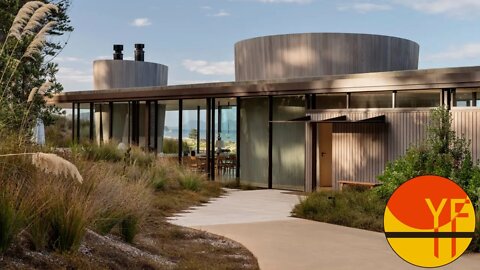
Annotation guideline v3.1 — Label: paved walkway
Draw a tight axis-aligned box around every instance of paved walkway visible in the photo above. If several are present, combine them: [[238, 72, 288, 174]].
[[168, 189, 480, 270]]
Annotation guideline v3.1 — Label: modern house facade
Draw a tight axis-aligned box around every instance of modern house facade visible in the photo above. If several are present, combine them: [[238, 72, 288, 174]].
[[49, 33, 480, 192]]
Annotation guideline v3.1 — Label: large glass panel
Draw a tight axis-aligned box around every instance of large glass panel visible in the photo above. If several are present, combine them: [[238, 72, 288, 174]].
[[316, 93, 347, 109], [240, 97, 268, 187], [215, 98, 237, 181], [94, 103, 109, 145], [108, 102, 129, 145], [216, 98, 237, 154], [45, 106, 71, 147], [454, 88, 480, 107], [272, 95, 305, 190], [78, 103, 92, 143], [396, 90, 441, 108], [182, 99, 207, 156], [350, 92, 392, 108], [160, 100, 179, 156]]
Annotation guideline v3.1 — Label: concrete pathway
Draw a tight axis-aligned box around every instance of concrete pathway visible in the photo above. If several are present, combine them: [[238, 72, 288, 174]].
[[169, 189, 480, 270]]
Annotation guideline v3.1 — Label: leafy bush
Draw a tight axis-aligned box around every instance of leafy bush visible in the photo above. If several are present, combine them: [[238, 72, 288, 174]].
[[73, 142, 123, 162], [293, 190, 385, 232], [377, 107, 480, 204], [163, 138, 190, 154]]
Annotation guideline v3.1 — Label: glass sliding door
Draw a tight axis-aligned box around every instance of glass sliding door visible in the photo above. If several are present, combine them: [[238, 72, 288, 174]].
[[272, 95, 306, 190], [239, 97, 269, 187]]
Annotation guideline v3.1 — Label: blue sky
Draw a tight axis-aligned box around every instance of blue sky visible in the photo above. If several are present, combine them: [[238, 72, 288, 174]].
[[54, 0, 480, 91]]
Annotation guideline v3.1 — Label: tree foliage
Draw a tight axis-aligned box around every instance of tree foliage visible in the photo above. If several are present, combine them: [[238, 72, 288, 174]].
[[377, 107, 480, 206], [0, 0, 73, 134]]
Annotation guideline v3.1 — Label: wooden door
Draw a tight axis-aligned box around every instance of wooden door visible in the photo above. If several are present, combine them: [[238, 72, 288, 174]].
[[318, 123, 332, 187]]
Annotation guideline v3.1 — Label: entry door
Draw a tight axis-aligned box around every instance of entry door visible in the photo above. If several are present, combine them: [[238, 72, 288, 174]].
[[318, 123, 332, 187]]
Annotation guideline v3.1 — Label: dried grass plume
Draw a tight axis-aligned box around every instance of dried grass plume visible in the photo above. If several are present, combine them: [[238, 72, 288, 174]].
[[23, 4, 59, 36], [7, 1, 45, 39], [23, 21, 57, 59], [32, 152, 84, 184], [27, 81, 52, 102]]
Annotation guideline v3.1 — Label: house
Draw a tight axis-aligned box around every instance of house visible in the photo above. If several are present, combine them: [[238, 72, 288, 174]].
[[49, 33, 480, 192]]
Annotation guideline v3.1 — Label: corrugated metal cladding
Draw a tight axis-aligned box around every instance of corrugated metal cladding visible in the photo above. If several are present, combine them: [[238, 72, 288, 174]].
[[307, 109, 480, 190]]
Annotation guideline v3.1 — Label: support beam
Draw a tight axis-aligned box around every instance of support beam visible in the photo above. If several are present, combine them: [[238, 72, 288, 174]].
[[206, 98, 211, 179], [218, 102, 222, 134], [268, 95, 273, 189], [99, 104, 104, 144], [311, 123, 317, 191], [211, 98, 216, 181], [473, 92, 478, 107], [346, 93, 351, 109], [178, 99, 183, 164], [71, 103, 75, 143], [76, 103, 80, 144], [127, 101, 131, 145], [89, 102, 94, 141], [109, 102, 113, 140], [392, 91, 397, 108], [154, 101, 159, 153], [146, 101, 151, 150], [236, 97, 241, 179], [196, 106, 200, 154]]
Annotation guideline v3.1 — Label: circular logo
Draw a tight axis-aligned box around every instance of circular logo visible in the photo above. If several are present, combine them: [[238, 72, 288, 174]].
[[384, 175, 476, 268]]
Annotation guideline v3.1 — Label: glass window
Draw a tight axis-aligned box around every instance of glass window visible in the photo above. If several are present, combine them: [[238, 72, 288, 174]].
[[272, 96, 305, 190], [216, 98, 237, 154], [454, 88, 480, 107], [350, 92, 392, 108], [396, 90, 441, 108], [316, 93, 347, 109]]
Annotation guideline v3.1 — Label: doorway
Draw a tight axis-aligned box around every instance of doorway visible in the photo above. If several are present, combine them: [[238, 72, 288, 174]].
[[317, 123, 332, 188]]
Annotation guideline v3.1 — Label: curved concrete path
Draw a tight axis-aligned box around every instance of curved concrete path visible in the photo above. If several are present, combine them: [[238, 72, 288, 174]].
[[168, 189, 480, 270]]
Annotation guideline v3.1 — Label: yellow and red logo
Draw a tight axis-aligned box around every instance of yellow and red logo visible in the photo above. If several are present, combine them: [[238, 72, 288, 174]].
[[384, 175, 476, 268]]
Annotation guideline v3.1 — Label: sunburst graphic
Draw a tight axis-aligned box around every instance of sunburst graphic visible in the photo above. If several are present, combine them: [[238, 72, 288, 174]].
[[384, 175, 476, 268]]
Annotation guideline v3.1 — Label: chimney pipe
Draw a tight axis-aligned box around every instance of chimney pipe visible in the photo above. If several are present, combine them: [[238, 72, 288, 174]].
[[113, 44, 123, 60], [134, 43, 144, 61]]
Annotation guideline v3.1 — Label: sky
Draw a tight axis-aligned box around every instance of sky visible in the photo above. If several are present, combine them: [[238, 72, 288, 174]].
[[53, 0, 480, 92]]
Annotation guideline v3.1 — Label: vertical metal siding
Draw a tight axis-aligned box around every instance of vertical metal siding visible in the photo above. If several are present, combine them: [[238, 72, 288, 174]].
[[307, 109, 480, 190]]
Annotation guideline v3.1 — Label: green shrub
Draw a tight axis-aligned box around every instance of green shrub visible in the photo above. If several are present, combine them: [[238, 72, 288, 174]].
[[75, 142, 123, 162], [0, 192, 22, 252], [120, 215, 139, 243], [48, 204, 88, 251], [151, 175, 167, 191], [293, 190, 385, 232], [377, 107, 480, 203], [163, 138, 190, 154], [179, 172, 203, 192]]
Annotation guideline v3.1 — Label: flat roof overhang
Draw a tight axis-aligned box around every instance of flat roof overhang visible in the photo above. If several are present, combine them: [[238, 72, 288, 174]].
[[48, 66, 480, 105]]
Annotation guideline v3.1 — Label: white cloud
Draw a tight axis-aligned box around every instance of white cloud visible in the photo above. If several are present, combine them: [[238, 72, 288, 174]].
[[212, 10, 231, 17], [131, 18, 152, 27], [338, 3, 391, 13], [425, 43, 480, 61], [393, 0, 480, 17], [182, 59, 234, 75], [201, 6, 212, 10], [57, 67, 93, 84], [257, 0, 312, 3], [55, 56, 86, 63]]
